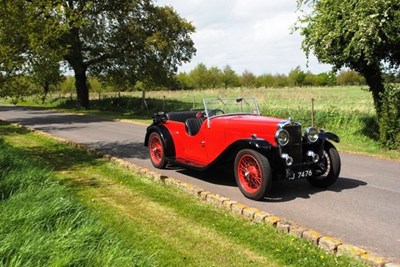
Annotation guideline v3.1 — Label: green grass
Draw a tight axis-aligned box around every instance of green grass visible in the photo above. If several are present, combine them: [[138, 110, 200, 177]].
[[4, 86, 398, 159], [0, 135, 153, 266], [0, 122, 367, 266]]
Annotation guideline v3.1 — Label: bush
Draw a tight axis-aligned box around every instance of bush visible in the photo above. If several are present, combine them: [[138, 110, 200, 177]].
[[379, 85, 400, 149]]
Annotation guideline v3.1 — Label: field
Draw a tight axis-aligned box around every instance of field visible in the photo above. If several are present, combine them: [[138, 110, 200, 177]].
[[0, 122, 367, 266], [136, 86, 375, 114], [9, 85, 398, 159], [134, 86, 396, 158]]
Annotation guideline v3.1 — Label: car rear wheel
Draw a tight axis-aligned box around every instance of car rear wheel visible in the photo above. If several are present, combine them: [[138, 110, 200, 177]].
[[149, 132, 167, 169], [234, 149, 272, 200], [307, 141, 341, 188]]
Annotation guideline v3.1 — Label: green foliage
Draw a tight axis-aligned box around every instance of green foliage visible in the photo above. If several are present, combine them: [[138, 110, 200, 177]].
[[30, 57, 65, 103], [208, 66, 222, 89], [240, 70, 257, 88], [176, 72, 194, 89], [297, 0, 400, 68], [0, 139, 153, 266], [336, 70, 366, 86], [221, 65, 240, 89], [189, 63, 208, 89], [0, 0, 196, 108], [0, 75, 37, 104], [303, 72, 332, 86], [297, 0, 400, 115], [378, 85, 400, 149], [288, 66, 306, 86], [174, 64, 367, 89]]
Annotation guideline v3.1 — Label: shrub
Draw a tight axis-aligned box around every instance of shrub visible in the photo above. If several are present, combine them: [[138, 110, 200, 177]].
[[379, 85, 400, 149]]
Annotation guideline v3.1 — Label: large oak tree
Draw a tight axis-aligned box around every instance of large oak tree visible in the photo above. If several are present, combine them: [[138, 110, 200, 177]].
[[296, 0, 400, 115], [0, 0, 196, 108]]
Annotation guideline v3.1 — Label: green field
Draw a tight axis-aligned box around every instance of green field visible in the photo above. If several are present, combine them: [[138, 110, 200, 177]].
[[0, 122, 366, 266], [5, 85, 399, 159]]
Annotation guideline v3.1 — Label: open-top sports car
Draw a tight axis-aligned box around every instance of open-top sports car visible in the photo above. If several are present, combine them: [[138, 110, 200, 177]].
[[144, 97, 341, 200]]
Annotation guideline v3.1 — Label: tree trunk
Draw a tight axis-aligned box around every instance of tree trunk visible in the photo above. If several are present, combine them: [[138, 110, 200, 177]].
[[42, 82, 49, 104], [74, 68, 89, 109], [360, 64, 384, 117]]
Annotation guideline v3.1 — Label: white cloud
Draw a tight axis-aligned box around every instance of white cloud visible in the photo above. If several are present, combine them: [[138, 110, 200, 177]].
[[156, 0, 332, 75]]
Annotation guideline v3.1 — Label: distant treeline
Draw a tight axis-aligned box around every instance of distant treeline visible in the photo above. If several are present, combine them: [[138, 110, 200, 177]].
[[173, 64, 399, 90], [2, 64, 399, 104]]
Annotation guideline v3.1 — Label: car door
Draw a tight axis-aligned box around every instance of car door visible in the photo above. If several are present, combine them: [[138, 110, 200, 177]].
[[182, 120, 208, 166]]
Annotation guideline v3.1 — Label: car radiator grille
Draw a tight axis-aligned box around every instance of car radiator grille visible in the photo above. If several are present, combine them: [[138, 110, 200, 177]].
[[282, 125, 302, 164]]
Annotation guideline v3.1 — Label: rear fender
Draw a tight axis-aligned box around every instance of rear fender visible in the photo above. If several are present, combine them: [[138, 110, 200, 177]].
[[144, 125, 176, 157]]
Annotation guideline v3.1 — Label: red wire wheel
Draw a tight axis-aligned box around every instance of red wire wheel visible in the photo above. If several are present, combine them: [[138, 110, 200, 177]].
[[148, 132, 167, 169], [234, 149, 272, 200]]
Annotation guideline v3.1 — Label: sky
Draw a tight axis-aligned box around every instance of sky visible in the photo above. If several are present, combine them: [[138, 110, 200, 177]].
[[156, 0, 332, 75]]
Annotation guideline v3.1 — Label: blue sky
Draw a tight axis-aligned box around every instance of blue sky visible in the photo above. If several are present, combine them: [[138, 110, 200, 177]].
[[156, 0, 332, 75]]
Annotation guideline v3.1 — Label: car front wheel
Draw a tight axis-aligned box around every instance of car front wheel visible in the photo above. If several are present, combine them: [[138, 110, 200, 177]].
[[148, 132, 167, 169], [307, 141, 341, 188], [234, 149, 272, 200]]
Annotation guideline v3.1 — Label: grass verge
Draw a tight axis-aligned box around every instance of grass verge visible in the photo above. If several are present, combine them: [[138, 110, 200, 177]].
[[0, 122, 366, 266], [0, 132, 153, 266]]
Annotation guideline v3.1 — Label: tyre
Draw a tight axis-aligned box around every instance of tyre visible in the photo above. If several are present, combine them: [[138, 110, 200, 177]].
[[148, 132, 167, 169], [234, 149, 272, 200], [307, 141, 341, 188]]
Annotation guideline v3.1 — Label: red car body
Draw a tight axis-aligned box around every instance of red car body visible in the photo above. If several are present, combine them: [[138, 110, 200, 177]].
[[144, 97, 341, 200]]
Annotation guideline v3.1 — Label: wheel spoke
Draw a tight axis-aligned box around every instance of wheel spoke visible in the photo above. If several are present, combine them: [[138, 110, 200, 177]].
[[150, 135, 163, 164], [238, 154, 262, 193]]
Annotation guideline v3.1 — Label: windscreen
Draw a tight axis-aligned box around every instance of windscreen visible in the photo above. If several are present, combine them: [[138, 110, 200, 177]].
[[202, 97, 260, 117]]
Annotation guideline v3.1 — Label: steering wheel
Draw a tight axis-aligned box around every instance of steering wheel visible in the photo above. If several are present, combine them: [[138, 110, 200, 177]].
[[208, 109, 225, 117]]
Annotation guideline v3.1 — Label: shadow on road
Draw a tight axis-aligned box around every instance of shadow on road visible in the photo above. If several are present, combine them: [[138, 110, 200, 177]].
[[176, 164, 237, 187], [264, 177, 368, 202], [171, 163, 368, 203], [10, 114, 113, 127], [87, 140, 149, 160], [0, 105, 115, 127], [171, 162, 367, 203]]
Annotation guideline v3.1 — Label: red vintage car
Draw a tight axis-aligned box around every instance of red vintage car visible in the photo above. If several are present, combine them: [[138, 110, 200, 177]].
[[144, 97, 341, 200]]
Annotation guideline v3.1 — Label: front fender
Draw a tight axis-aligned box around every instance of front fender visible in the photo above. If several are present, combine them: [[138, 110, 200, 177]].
[[319, 131, 340, 143], [209, 138, 272, 167], [144, 124, 176, 157], [236, 138, 272, 151]]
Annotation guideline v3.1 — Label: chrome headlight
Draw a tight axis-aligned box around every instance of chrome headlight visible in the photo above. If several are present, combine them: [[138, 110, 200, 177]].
[[306, 127, 319, 143], [276, 129, 289, 146]]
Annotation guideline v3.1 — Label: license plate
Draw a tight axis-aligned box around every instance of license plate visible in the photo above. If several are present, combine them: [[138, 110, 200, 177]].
[[289, 170, 313, 180]]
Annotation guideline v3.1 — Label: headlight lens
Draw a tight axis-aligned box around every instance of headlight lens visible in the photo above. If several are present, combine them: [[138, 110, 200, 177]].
[[306, 127, 319, 143], [276, 129, 289, 146]]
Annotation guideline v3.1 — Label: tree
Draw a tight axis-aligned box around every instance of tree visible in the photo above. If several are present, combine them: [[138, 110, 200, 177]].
[[240, 70, 256, 88], [297, 0, 400, 116], [336, 70, 365, 86], [60, 76, 76, 100], [288, 66, 306, 86], [30, 56, 65, 103], [0, 0, 196, 108], [221, 65, 239, 89], [303, 72, 331, 86], [256, 74, 275, 88], [207, 66, 222, 89], [176, 72, 193, 89], [190, 63, 208, 89]]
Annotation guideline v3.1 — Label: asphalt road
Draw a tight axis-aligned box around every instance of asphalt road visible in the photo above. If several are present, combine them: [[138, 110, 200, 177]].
[[1, 105, 399, 262]]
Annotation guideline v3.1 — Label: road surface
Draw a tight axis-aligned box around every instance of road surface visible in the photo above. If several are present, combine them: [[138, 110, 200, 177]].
[[1, 105, 399, 262]]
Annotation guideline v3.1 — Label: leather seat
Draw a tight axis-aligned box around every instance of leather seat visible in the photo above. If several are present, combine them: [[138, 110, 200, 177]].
[[166, 111, 198, 123], [185, 118, 204, 136]]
